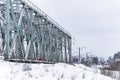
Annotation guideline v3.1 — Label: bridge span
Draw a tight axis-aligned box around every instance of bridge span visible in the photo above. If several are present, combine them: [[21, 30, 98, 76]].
[[0, 0, 71, 63]]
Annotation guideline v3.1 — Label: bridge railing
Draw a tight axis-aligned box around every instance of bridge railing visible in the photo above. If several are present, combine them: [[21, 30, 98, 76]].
[[19, 0, 71, 36]]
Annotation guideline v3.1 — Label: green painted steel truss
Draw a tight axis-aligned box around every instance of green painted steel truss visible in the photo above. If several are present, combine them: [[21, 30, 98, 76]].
[[0, 0, 71, 63]]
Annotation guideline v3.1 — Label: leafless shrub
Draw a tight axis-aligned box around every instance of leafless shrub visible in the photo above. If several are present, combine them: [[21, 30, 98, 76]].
[[22, 64, 32, 71]]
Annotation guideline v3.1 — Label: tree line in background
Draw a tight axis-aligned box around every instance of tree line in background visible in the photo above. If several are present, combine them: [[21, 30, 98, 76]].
[[72, 51, 120, 69], [72, 55, 100, 66]]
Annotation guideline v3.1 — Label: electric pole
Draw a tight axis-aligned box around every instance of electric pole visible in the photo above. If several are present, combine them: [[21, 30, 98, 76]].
[[79, 47, 80, 63], [78, 47, 86, 63]]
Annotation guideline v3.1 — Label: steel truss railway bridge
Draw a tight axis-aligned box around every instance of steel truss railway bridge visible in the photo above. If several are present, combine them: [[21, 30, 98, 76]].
[[0, 0, 71, 63]]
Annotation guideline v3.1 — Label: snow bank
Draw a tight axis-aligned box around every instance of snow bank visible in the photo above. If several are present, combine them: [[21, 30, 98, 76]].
[[0, 60, 116, 80]]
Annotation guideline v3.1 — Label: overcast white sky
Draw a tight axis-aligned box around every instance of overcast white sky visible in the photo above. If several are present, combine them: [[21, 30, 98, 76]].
[[30, 0, 120, 58]]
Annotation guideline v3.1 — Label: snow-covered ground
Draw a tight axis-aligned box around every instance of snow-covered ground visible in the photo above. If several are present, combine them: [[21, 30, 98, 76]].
[[0, 60, 116, 80]]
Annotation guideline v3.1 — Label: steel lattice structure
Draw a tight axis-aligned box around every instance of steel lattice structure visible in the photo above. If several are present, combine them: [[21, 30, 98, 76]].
[[0, 0, 71, 63]]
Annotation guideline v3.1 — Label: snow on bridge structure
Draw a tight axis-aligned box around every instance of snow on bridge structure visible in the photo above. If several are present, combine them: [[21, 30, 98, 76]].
[[0, 0, 72, 63]]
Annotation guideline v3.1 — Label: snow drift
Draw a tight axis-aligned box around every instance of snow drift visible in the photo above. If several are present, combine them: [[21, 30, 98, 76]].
[[0, 60, 116, 80]]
